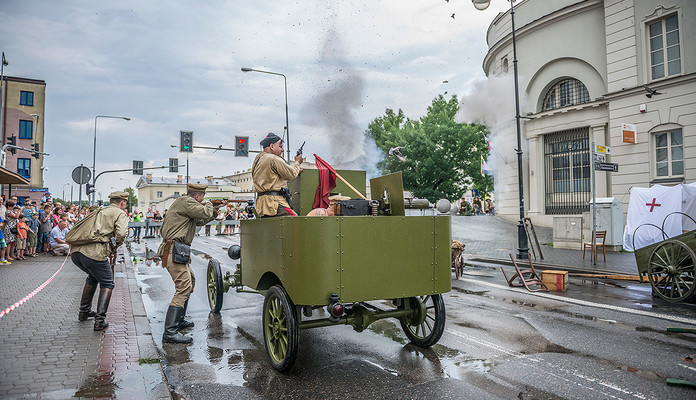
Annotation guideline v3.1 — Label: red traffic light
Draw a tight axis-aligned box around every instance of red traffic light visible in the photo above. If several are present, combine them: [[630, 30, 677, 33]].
[[238, 138, 245, 144]]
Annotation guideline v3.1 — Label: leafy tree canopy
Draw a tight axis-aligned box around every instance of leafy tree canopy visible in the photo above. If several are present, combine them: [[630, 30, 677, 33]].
[[366, 94, 492, 202]]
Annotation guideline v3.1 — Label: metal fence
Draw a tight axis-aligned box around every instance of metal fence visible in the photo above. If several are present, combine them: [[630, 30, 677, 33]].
[[544, 127, 591, 215], [127, 219, 240, 239]]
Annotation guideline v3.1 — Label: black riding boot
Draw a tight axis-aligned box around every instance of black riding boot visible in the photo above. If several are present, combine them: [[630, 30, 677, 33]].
[[178, 299, 194, 330], [78, 284, 98, 321], [93, 288, 113, 331], [162, 306, 193, 343]]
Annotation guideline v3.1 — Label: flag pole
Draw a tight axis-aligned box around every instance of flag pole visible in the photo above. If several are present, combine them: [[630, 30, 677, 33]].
[[336, 173, 366, 200]]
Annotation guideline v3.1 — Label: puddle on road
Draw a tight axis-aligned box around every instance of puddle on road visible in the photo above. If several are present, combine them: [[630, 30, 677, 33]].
[[191, 249, 212, 260], [451, 287, 489, 296], [74, 371, 118, 398]]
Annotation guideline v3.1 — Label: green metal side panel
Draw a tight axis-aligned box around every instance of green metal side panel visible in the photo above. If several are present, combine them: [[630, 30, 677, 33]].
[[339, 216, 451, 302], [369, 171, 405, 216], [288, 169, 366, 215], [240, 218, 283, 289], [240, 215, 451, 306], [282, 217, 341, 305]]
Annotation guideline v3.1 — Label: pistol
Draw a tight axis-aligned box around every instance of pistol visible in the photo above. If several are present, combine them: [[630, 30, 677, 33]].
[[296, 141, 306, 157]]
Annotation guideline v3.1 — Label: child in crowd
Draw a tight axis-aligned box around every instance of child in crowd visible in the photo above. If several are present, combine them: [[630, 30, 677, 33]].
[[0, 216, 8, 265], [16, 214, 29, 260], [26, 212, 39, 257]]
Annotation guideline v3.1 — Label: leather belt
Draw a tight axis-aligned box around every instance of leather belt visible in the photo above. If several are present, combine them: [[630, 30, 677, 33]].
[[162, 239, 173, 268], [257, 190, 284, 197]]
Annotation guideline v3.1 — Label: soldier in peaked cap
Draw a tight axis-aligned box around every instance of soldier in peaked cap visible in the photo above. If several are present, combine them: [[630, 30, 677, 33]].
[[157, 182, 224, 343], [252, 132, 303, 217], [69, 191, 129, 331]]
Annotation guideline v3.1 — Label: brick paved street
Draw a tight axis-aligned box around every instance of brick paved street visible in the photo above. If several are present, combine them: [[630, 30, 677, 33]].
[[0, 249, 169, 399]]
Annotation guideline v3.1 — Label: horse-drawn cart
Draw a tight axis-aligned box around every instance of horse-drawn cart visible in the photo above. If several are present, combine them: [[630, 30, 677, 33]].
[[634, 212, 696, 302], [206, 171, 452, 371]]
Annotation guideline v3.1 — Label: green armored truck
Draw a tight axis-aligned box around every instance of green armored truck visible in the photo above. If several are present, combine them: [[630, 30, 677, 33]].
[[207, 170, 451, 371]]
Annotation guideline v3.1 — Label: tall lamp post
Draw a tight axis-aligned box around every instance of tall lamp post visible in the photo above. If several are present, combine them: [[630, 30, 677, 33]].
[[472, 0, 528, 259], [62, 183, 70, 201], [0, 52, 7, 145], [93, 115, 130, 205], [241, 67, 290, 162]]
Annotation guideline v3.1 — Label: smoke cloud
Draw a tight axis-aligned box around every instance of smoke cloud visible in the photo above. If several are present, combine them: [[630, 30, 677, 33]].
[[302, 27, 383, 178]]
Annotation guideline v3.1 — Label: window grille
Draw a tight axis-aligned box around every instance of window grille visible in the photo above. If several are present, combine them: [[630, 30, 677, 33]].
[[544, 128, 590, 215], [542, 79, 590, 111]]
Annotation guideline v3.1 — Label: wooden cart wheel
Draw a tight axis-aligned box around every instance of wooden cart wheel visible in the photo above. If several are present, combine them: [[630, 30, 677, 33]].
[[399, 294, 446, 347], [263, 285, 299, 372], [207, 259, 224, 313], [648, 239, 696, 302]]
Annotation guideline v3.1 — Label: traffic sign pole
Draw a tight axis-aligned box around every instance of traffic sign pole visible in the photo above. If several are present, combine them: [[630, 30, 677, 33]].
[[591, 142, 596, 267]]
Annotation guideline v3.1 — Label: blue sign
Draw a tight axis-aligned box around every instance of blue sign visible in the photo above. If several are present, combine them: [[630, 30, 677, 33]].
[[472, 189, 479, 197], [29, 188, 48, 192]]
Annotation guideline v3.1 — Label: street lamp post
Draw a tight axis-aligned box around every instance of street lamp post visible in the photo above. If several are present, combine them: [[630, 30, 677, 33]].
[[241, 67, 290, 162], [62, 183, 70, 201], [472, 0, 529, 259], [0, 52, 7, 145], [93, 115, 130, 205]]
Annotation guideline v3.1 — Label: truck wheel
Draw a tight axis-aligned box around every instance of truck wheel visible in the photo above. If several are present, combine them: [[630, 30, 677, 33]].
[[263, 285, 299, 372], [207, 259, 224, 313], [399, 294, 445, 347]]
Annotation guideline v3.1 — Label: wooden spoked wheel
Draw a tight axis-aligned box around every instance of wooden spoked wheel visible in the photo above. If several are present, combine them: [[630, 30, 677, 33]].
[[648, 240, 696, 302], [263, 285, 299, 372], [207, 259, 224, 312], [399, 294, 446, 347]]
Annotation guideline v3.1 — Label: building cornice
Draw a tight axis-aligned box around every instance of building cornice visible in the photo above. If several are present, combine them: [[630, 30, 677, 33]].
[[603, 73, 696, 101], [483, 0, 602, 74]]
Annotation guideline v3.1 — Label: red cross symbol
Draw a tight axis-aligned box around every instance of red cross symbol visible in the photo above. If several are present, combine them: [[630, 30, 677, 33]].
[[646, 198, 661, 212]]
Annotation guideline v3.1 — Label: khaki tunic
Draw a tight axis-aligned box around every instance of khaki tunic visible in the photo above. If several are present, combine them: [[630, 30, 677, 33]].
[[156, 195, 217, 256], [251, 152, 302, 217], [70, 205, 128, 261]]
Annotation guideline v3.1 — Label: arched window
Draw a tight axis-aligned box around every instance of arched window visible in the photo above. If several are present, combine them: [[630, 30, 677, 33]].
[[542, 79, 590, 111]]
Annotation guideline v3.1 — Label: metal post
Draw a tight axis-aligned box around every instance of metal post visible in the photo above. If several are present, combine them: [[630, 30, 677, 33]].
[[591, 142, 597, 267], [510, 0, 529, 260], [0, 52, 6, 148], [78, 164, 84, 206]]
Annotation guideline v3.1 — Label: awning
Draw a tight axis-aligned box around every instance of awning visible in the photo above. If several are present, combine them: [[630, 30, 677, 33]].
[[0, 167, 31, 185]]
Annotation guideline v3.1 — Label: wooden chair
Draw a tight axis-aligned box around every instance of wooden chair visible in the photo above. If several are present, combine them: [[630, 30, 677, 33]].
[[583, 230, 606, 263]]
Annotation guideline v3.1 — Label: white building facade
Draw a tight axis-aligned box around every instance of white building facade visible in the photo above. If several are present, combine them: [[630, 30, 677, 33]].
[[483, 0, 695, 238]]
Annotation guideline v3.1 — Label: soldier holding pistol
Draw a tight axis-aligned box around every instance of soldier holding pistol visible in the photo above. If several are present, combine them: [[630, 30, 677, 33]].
[[252, 132, 303, 218], [157, 183, 221, 343]]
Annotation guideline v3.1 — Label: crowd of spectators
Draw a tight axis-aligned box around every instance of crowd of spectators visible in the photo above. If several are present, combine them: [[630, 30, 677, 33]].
[[0, 193, 82, 264]]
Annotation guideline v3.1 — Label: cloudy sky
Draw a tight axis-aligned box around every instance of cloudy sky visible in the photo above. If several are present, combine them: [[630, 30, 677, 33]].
[[1, 0, 509, 201]]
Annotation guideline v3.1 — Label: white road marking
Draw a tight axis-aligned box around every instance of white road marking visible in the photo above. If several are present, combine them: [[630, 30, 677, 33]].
[[457, 277, 696, 325], [446, 328, 650, 399]]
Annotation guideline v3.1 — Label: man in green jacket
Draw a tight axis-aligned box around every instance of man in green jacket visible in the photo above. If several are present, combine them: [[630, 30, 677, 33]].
[[70, 191, 129, 331], [157, 183, 222, 343]]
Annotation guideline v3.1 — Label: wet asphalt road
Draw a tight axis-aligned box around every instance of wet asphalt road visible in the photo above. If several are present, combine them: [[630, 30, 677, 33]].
[[130, 234, 696, 400]]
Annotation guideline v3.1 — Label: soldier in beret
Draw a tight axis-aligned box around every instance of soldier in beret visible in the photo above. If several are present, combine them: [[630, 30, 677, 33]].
[[252, 132, 303, 217], [157, 182, 223, 343], [70, 191, 129, 331]]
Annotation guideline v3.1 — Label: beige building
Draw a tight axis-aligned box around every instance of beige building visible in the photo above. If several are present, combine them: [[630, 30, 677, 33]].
[[0, 76, 47, 204], [482, 0, 695, 244], [135, 174, 244, 212]]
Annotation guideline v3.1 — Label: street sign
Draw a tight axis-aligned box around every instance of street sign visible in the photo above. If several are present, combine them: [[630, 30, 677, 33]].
[[593, 153, 605, 163], [72, 165, 91, 184], [595, 144, 610, 154], [594, 162, 618, 172]]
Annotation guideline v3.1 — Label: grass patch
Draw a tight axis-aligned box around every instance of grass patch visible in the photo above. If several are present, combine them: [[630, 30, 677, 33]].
[[138, 358, 160, 365]]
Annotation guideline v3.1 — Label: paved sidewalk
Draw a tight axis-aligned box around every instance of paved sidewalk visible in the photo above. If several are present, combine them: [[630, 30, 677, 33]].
[[444, 212, 640, 275], [0, 249, 169, 399]]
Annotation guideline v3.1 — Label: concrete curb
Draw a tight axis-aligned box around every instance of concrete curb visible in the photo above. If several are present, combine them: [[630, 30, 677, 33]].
[[123, 247, 172, 399]]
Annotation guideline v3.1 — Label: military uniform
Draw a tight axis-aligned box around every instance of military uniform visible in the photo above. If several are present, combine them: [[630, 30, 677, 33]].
[[70, 191, 129, 331], [252, 151, 302, 217], [158, 183, 218, 343]]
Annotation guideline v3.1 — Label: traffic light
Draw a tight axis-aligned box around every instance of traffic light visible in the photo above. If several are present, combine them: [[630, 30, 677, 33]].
[[32, 143, 40, 159], [7, 136, 16, 154], [133, 160, 143, 175], [180, 131, 193, 152], [85, 183, 95, 196], [235, 136, 249, 157], [169, 158, 178, 173]]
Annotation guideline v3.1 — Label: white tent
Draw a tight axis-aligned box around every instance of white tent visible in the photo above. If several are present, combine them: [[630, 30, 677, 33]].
[[622, 182, 696, 251]]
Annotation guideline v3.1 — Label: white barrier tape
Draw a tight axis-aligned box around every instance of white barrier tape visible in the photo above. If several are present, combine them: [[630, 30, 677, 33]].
[[0, 253, 70, 319]]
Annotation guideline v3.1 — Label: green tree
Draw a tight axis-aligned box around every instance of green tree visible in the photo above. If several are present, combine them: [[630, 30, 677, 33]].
[[125, 187, 138, 213], [366, 94, 492, 202]]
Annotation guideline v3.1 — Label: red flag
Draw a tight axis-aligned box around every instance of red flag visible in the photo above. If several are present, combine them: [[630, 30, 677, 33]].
[[313, 154, 337, 209]]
